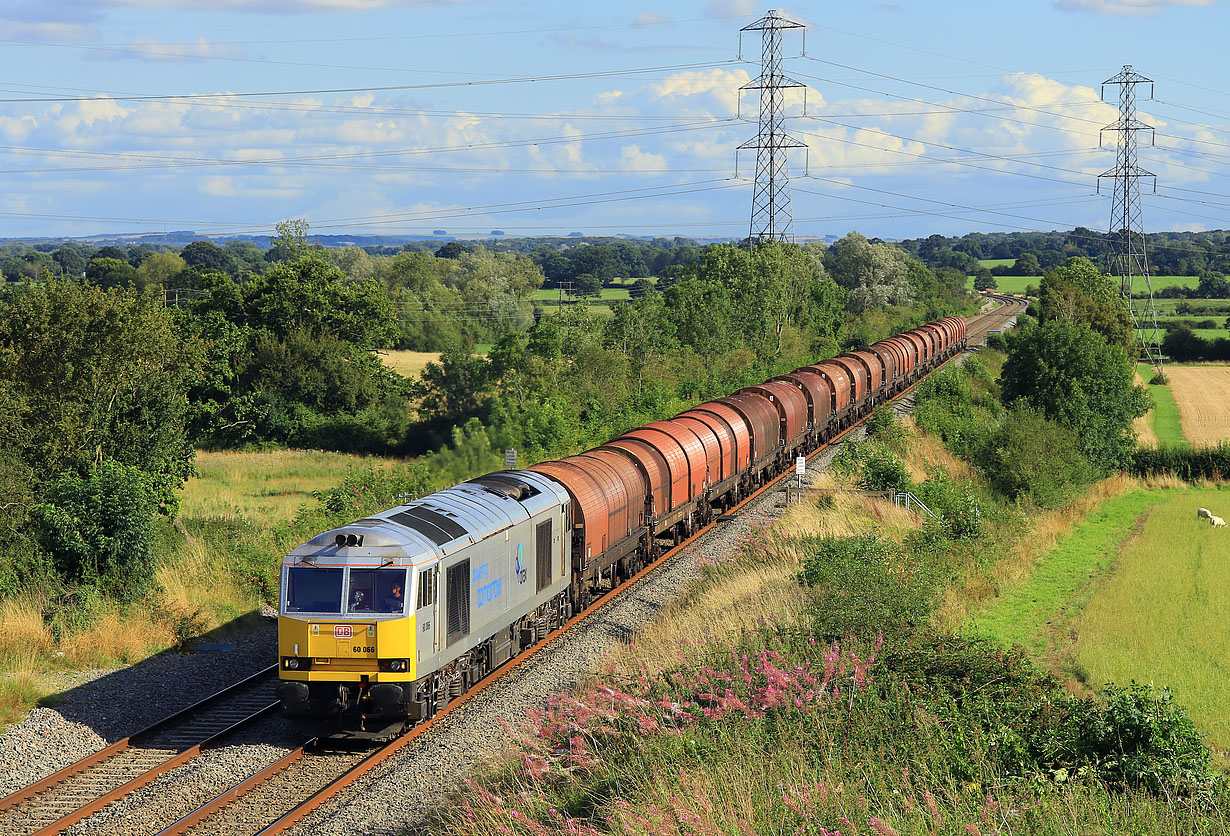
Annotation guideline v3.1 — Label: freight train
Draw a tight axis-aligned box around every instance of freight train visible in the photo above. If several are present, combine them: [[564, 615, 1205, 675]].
[[276, 316, 968, 737]]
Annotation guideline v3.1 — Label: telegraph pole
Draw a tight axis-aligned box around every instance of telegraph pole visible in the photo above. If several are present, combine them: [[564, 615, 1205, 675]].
[[1098, 65, 1164, 373], [737, 10, 807, 243]]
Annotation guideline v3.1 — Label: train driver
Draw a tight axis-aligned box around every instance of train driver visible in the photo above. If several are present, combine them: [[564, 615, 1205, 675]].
[[383, 582, 405, 613]]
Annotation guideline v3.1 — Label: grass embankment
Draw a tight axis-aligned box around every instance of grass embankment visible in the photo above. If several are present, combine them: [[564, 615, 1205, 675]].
[[436, 397, 1227, 836], [1136, 363, 1185, 447], [971, 486, 1230, 754]]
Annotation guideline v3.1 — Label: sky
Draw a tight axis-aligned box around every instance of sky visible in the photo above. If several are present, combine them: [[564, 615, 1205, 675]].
[[0, 0, 1227, 242]]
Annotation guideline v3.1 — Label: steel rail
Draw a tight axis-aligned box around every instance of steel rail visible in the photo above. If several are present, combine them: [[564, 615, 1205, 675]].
[[0, 664, 280, 836]]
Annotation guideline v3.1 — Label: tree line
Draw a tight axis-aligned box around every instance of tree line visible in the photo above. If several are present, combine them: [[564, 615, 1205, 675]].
[[899, 227, 1230, 281], [0, 229, 972, 605]]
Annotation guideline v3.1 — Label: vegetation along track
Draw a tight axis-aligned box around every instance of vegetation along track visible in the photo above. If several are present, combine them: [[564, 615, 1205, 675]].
[[0, 299, 1024, 836], [143, 298, 1025, 836], [0, 666, 280, 836]]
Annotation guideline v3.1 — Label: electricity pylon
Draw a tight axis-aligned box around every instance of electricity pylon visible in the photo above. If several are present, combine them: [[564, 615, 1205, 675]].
[[1098, 65, 1164, 373], [737, 10, 806, 243]]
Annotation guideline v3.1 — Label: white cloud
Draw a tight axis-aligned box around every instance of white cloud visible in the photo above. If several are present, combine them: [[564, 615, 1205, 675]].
[[92, 37, 245, 62], [704, 0, 757, 16], [0, 115, 38, 142], [633, 12, 669, 25], [55, 97, 132, 134], [648, 67, 751, 116], [618, 144, 668, 172], [1054, 0, 1214, 14], [0, 20, 97, 40]]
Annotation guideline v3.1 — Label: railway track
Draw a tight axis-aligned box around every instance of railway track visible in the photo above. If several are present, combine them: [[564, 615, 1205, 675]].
[[1, 300, 1027, 836], [0, 666, 280, 836], [139, 299, 1029, 836]]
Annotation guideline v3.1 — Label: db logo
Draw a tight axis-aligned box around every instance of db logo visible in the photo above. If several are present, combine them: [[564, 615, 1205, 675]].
[[334, 625, 352, 639]]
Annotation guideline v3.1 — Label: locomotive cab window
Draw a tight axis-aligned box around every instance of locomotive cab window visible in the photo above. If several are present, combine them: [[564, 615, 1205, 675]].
[[286, 567, 343, 614], [347, 568, 408, 614]]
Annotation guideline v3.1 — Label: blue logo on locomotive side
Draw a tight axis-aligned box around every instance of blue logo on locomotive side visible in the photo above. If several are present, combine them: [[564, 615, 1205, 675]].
[[515, 543, 527, 584], [473, 562, 502, 608]]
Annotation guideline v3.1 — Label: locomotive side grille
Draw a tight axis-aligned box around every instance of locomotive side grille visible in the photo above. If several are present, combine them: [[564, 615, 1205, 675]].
[[446, 560, 470, 646], [535, 519, 552, 593]]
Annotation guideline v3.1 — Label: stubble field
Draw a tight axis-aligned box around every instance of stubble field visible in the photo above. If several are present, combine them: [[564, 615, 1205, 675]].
[[1165, 365, 1230, 445]]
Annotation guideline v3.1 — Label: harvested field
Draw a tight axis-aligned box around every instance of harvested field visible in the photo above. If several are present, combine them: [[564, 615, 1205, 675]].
[[375, 350, 440, 379], [1165, 365, 1230, 445]]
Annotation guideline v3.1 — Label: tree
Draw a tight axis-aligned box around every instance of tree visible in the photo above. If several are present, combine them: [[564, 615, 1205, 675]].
[[182, 240, 237, 273], [1000, 320, 1148, 472], [973, 271, 998, 291], [1039, 257, 1133, 354], [1014, 252, 1041, 276], [85, 257, 137, 289], [134, 251, 188, 290], [0, 282, 199, 506], [52, 247, 88, 277], [826, 232, 914, 313], [574, 273, 602, 297], [31, 459, 159, 600], [1197, 272, 1230, 299], [243, 254, 394, 349], [435, 241, 469, 260], [265, 218, 311, 263]]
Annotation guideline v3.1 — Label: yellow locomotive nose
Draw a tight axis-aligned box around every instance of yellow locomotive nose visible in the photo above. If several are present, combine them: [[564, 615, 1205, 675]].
[[278, 617, 416, 682]]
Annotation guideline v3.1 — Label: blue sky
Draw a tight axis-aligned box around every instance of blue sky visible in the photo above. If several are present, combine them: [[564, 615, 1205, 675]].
[[0, 0, 1226, 241]]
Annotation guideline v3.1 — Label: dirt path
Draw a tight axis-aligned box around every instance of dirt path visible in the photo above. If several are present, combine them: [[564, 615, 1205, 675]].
[[1165, 365, 1230, 445]]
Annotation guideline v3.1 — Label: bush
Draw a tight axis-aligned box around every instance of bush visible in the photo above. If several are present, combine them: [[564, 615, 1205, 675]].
[[985, 332, 1008, 351], [797, 535, 938, 637], [30, 459, 159, 601], [1131, 443, 1230, 480], [860, 447, 909, 493], [979, 407, 1093, 507], [864, 406, 905, 444], [914, 472, 982, 538]]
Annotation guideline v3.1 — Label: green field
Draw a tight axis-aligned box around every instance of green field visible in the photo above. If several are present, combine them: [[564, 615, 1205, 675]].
[[1155, 299, 1230, 315], [969, 487, 1230, 751], [1138, 364, 1186, 445], [1137, 327, 1226, 341], [972, 259, 1206, 298]]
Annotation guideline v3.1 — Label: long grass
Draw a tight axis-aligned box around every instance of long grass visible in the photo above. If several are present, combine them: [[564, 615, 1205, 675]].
[[182, 448, 399, 524], [1073, 487, 1230, 753]]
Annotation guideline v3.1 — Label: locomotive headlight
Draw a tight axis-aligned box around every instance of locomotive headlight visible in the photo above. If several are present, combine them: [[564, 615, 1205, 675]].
[[378, 659, 408, 672], [283, 656, 302, 670]]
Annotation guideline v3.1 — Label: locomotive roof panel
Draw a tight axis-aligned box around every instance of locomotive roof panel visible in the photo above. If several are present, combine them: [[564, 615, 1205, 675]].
[[286, 471, 568, 566]]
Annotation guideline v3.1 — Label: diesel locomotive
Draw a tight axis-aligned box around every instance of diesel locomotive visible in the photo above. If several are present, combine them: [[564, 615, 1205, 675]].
[[276, 316, 968, 737]]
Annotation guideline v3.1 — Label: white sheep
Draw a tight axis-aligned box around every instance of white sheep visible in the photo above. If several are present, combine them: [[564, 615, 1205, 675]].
[[1197, 507, 1213, 520], [1212, 516, 1227, 528]]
